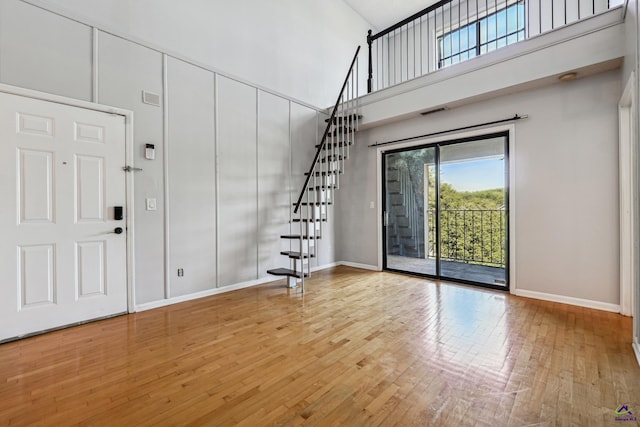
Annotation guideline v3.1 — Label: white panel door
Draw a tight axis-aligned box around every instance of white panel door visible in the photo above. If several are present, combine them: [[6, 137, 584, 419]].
[[0, 91, 127, 342]]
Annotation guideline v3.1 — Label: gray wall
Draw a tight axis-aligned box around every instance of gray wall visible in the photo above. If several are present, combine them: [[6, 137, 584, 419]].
[[337, 69, 622, 305], [0, 0, 329, 306]]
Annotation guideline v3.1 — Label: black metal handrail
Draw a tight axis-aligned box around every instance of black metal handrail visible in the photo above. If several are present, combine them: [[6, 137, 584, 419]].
[[293, 46, 361, 214], [367, 0, 621, 92]]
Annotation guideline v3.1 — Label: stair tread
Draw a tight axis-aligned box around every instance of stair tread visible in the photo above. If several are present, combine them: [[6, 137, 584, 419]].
[[316, 141, 353, 149], [292, 218, 327, 222], [297, 201, 333, 206], [305, 170, 342, 176], [267, 268, 308, 278], [321, 156, 345, 163], [281, 234, 322, 239], [325, 114, 362, 124], [308, 185, 338, 191], [328, 127, 354, 136], [281, 251, 315, 259]]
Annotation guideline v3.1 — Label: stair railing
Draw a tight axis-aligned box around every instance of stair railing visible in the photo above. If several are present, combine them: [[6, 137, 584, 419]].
[[293, 46, 361, 288], [366, 0, 621, 92], [293, 45, 361, 214]]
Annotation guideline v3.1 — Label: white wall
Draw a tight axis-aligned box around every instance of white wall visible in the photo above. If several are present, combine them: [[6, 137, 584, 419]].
[[621, 0, 640, 357], [0, 0, 333, 307], [167, 57, 216, 298], [22, 0, 372, 107], [97, 33, 166, 304], [217, 76, 258, 287], [0, 0, 92, 100], [337, 69, 622, 306], [257, 92, 292, 277]]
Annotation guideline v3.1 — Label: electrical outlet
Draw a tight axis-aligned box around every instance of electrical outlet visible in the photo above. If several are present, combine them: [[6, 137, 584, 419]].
[[177, 268, 184, 277]]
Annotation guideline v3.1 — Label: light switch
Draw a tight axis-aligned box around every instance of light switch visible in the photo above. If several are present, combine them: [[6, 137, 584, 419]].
[[370, 201, 375, 209], [146, 198, 157, 211]]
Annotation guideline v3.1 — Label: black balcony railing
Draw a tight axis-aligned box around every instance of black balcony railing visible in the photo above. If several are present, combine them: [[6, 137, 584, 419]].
[[427, 209, 506, 267], [367, 0, 622, 92]]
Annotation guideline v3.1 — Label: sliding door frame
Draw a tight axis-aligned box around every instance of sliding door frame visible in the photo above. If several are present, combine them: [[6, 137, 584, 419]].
[[377, 125, 516, 293]]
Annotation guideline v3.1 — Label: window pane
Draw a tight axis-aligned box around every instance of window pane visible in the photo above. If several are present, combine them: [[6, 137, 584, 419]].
[[437, 1, 526, 69], [497, 9, 507, 38], [486, 15, 497, 41], [507, 5, 519, 33], [460, 26, 469, 51], [479, 19, 487, 43]]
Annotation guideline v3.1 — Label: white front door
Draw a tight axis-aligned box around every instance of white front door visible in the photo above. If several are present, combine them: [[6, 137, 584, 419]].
[[0, 91, 128, 342]]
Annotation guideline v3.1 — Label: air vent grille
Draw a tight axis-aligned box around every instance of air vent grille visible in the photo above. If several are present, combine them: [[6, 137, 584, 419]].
[[142, 90, 161, 107]]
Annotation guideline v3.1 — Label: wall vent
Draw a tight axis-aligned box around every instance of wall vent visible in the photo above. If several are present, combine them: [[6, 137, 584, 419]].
[[142, 90, 161, 107]]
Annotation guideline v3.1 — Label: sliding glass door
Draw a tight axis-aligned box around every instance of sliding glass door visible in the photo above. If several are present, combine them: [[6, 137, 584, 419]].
[[384, 147, 436, 276], [383, 133, 508, 289]]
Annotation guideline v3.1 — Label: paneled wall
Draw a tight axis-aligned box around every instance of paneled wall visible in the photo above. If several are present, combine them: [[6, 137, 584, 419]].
[[97, 33, 166, 304], [166, 57, 216, 298], [21, 0, 371, 107], [0, 0, 328, 306], [257, 93, 292, 278], [0, 0, 92, 100], [217, 77, 259, 287]]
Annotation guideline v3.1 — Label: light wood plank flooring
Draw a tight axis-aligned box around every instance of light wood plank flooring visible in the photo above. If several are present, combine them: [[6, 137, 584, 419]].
[[1, 266, 638, 426]]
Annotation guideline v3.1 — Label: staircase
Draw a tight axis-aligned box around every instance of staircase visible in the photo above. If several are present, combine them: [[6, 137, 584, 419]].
[[386, 162, 424, 258], [267, 46, 361, 292]]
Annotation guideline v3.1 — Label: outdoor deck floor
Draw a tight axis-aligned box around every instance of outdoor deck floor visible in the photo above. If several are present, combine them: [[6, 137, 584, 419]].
[[387, 255, 506, 286]]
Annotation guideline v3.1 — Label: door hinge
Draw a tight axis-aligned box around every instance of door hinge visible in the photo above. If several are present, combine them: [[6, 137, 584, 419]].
[[122, 166, 143, 172]]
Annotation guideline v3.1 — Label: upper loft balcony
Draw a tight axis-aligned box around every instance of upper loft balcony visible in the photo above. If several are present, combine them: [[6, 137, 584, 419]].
[[358, 0, 625, 128]]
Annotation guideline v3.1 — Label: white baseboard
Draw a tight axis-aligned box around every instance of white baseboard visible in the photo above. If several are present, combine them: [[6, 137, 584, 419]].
[[135, 262, 345, 312], [311, 262, 339, 272], [515, 289, 620, 313], [135, 275, 283, 312], [338, 261, 381, 271]]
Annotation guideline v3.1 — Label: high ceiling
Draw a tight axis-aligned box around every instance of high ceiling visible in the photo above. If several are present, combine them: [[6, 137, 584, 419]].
[[343, 0, 437, 32]]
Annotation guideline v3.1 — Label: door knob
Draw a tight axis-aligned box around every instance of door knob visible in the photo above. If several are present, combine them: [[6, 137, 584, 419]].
[[113, 227, 123, 234]]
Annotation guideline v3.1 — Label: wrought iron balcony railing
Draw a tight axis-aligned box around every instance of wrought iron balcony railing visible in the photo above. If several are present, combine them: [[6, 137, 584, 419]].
[[427, 208, 506, 268]]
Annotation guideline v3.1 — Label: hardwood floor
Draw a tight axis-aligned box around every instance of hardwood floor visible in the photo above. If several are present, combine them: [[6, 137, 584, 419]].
[[1, 266, 638, 426]]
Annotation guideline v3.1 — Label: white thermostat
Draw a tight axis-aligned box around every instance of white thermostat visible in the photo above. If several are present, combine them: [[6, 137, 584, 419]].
[[145, 143, 155, 160]]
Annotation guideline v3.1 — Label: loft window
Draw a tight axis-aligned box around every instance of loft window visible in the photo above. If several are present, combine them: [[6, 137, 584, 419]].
[[438, 1, 526, 68]]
